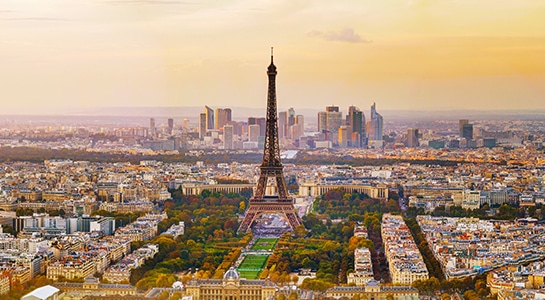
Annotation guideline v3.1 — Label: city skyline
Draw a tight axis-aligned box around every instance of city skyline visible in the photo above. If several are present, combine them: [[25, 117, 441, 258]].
[[1, 0, 545, 114]]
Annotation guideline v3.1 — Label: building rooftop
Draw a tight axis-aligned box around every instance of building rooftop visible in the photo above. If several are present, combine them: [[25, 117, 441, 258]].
[[22, 285, 59, 300]]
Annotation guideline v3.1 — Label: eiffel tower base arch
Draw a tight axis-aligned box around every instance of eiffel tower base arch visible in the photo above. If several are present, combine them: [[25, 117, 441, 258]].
[[237, 199, 302, 234]]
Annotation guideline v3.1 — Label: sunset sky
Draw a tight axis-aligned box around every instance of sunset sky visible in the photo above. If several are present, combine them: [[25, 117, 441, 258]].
[[1, 0, 544, 114]]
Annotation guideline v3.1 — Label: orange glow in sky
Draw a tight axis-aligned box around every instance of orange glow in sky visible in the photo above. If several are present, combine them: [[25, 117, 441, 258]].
[[1, 0, 544, 113]]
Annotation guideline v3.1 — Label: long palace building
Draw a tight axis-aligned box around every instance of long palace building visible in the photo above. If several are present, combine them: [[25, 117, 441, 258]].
[[184, 268, 276, 300]]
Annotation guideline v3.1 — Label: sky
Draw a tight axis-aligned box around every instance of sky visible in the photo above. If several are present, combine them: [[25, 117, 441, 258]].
[[1, 0, 545, 115]]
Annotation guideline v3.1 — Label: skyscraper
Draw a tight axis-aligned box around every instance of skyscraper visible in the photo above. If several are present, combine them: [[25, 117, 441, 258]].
[[223, 125, 234, 150], [287, 107, 295, 138], [338, 125, 350, 148], [462, 123, 473, 141], [459, 119, 469, 137], [199, 113, 207, 139], [278, 111, 287, 139], [215, 108, 232, 130], [317, 106, 343, 142], [367, 102, 383, 141], [347, 106, 365, 147], [204, 106, 214, 131], [291, 115, 304, 140], [317, 111, 327, 134], [248, 117, 266, 137], [407, 128, 420, 148], [295, 115, 304, 128], [149, 118, 156, 137], [167, 118, 174, 134], [325, 106, 343, 141], [248, 124, 260, 142]]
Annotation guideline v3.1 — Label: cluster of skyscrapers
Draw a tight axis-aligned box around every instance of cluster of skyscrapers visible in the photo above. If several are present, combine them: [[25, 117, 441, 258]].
[[194, 103, 383, 150], [197, 105, 305, 150], [143, 105, 501, 151], [317, 103, 383, 148]]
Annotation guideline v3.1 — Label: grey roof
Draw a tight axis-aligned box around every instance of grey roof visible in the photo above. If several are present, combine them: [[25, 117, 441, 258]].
[[224, 267, 240, 280]]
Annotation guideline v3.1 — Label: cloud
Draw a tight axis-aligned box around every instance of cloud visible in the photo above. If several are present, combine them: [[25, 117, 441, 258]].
[[308, 28, 371, 43]]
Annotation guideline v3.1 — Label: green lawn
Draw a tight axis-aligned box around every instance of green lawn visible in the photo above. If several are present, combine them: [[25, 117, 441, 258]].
[[250, 238, 279, 251], [237, 254, 270, 279]]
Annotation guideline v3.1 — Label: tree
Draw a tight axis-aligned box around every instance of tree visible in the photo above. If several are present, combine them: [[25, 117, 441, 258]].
[[463, 290, 479, 300], [294, 225, 307, 238], [201, 190, 211, 198], [289, 291, 299, 300], [157, 291, 170, 300]]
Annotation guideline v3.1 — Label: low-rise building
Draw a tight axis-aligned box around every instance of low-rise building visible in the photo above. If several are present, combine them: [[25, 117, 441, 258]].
[[326, 279, 419, 299], [184, 268, 277, 300], [382, 214, 429, 285]]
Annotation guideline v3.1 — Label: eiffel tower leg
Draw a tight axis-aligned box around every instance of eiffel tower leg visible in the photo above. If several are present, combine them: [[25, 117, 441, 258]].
[[238, 206, 259, 234], [283, 208, 303, 231]]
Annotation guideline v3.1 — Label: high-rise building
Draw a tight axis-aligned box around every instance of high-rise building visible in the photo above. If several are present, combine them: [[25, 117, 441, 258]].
[[326, 106, 339, 113], [318, 106, 343, 141], [278, 108, 296, 139], [225, 120, 242, 136], [278, 111, 287, 139], [223, 125, 233, 150], [295, 115, 304, 128], [459, 119, 469, 137], [347, 106, 365, 147], [290, 123, 304, 140], [407, 128, 420, 148], [215, 108, 232, 130], [367, 102, 383, 141], [462, 123, 473, 141], [318, 111, 327, 133], [248, 117, 267, 137], [338, 125, 351, 148], [149, 118, 156, 137], [167, 118, 174, 134], [199, 113, 207, 139], [290, 115, 304, 140], [204, 106, 214, 131], [326, 106, 343, 141], [183, 118, 189, 129], [287, 107, 295, 138], [248, 124, 260, 142]]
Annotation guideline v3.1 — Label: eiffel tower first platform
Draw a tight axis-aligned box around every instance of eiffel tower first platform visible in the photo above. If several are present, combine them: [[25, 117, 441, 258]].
[[237, 49, 303, 234]]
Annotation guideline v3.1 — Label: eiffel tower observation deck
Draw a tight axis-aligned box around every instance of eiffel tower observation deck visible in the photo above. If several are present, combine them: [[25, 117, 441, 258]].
[[237, 49, 303, 234]]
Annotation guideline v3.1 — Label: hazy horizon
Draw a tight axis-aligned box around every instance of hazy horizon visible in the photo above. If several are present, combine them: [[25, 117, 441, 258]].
[[2, 106, 545, 125], [2, 0, 544, 112]]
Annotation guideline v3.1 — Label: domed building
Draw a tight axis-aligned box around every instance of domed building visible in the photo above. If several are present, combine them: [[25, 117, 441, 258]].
[[184, 267, 277, 300], [223, 268, 240, 281]]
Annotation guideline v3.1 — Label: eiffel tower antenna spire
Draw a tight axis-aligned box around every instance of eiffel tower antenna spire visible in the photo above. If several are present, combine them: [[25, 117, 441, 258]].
[[237, 49, 303, 234]]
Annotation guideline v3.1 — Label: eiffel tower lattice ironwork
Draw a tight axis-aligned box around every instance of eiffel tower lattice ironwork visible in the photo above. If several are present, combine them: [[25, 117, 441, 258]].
[[237, 49, 303, 234]]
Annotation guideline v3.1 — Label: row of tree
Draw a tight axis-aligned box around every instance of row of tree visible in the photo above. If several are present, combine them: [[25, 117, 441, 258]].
[[129, 188, 248, 291], [0, 146, 480, 167]]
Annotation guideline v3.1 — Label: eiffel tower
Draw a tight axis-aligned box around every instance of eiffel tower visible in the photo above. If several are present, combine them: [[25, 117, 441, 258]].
[[237, 49, 303, 234]]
